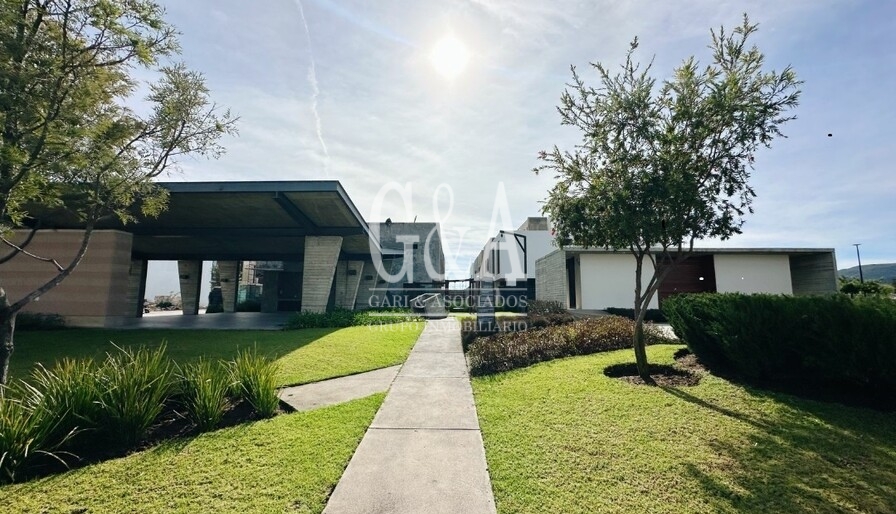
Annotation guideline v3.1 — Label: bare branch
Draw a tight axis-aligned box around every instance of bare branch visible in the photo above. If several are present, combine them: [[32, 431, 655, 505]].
[[0, 234, 64, 271]]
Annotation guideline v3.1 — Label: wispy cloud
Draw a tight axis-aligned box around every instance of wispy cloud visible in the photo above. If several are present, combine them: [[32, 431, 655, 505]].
[[292, 0, 330, 177]]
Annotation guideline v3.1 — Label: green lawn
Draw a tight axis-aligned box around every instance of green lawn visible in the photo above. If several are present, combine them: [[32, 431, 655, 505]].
[[11, 322, 424, 386], [472, 345, 896, 513], [0, 393, 384, 513]]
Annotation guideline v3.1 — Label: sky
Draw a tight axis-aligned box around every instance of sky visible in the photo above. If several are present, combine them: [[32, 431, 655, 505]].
[[143, 0, 895, 299]]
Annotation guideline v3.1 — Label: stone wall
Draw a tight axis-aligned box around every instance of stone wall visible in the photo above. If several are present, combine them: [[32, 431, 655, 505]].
[[535, 250, 568, 308]]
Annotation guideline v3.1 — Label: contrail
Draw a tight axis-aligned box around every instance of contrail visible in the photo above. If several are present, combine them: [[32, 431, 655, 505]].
[[293, 0, 330, 177]]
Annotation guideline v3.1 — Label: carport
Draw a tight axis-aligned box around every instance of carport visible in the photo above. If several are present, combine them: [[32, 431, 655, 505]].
[[2, 181, 383, 327]]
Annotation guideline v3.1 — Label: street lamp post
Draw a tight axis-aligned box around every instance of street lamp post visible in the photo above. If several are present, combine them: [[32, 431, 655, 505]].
[[852, 243, 864, 284]]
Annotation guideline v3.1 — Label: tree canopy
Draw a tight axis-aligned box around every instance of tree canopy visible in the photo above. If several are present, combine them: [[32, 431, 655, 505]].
[[536, 15, 801, 380], [0, 0, 238, 383]]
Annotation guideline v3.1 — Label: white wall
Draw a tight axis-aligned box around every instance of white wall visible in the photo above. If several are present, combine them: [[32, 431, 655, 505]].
[[713, 254, 793, 294], [524, 231, 555, 280], [478, 229, 556, 284], [578, 253, 659, 310]]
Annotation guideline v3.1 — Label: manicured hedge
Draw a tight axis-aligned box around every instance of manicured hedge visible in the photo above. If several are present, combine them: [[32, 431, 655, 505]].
[[604, 307, 667, 323], [662, 293, 896, 393], [466, 316, 672, 376], [284, 308, 421, 329]]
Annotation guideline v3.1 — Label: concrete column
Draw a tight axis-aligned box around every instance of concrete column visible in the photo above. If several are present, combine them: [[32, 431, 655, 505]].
[[177, 260, 202, 315], [334, 260, 365, 310], [354, 260, 379, 310], [218, 261, 239, 312], [126, 259, 148, 318], [301, 236, 343, 313]]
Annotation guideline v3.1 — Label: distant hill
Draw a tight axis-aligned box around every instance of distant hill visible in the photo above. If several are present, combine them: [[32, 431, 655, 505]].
[[838, 263, 896, 283]]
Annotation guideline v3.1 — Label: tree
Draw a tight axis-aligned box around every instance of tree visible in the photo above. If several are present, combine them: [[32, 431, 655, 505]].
[[536, 16, 801, 382], [839, 276, 894, 297], [0, 1, 238, 383]]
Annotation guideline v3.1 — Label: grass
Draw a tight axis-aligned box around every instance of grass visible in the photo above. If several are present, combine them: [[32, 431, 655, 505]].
[[11, 323, 424, 387], [472, 345, 896, 513], [0, 393, 384, 513]]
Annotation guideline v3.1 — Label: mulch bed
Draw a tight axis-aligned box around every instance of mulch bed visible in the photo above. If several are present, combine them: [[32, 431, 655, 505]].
[[603, 361, 702, 387]]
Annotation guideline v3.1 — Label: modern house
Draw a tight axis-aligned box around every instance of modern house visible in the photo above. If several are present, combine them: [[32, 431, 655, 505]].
[[536, 247, 839, 310], [470, 217, 555, 304], [1, 181, 444, 327]]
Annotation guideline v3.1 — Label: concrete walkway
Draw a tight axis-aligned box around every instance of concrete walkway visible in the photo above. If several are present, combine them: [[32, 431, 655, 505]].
[[278, 365, 401, 412], [323, 318, 497, 514]]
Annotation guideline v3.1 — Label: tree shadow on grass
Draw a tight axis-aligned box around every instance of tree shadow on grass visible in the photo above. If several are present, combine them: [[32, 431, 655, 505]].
[[663, 386, 896, 512]]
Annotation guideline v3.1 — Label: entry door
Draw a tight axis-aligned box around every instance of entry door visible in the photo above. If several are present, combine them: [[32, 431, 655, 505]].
[[566, 257, 577, 309]]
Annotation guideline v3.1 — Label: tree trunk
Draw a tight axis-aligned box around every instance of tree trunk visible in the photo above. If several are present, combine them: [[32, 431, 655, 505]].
[[632, 253, 655, 385], [632, 301, 654, 385], [0, 289, 16, 385]]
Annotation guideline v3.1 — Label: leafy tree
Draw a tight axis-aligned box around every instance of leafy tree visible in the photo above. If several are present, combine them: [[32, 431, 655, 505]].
[[0, 1, 238, 383], [536, 16, 801, 382], [839, 276, 894, 297]]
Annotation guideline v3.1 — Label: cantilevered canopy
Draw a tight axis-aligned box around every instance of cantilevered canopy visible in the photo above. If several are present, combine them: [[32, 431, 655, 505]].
[[30, 181, 379, 261]]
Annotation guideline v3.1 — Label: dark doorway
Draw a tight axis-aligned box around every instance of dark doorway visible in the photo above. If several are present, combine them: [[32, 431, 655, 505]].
[[278, 271, 302, 311], [566, 257, 577, 309], [658, 255, 716, 304]]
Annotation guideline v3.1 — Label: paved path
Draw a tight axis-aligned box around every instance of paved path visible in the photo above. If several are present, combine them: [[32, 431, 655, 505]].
[[278, 366, 401, 412], [323, 318, 497, 514]]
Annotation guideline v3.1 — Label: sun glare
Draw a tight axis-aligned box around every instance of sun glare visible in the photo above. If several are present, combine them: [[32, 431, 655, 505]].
[[430, 36, 469, 80]]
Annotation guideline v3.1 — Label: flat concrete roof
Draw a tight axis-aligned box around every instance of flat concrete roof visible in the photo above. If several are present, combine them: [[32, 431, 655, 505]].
[[541, 246, 835, 261], [28, 180, 381, 261]]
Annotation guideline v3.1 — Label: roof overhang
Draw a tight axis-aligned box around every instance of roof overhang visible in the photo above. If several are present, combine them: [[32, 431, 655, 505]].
[[28, 181, 382, 261]]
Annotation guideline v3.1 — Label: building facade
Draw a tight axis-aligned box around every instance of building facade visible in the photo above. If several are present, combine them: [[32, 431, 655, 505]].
[[536, 247, 839, 310], [1, 181, 445, 326]]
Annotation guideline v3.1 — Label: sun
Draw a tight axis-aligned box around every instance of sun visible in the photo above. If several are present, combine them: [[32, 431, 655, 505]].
[[430, 36, 469, 80]]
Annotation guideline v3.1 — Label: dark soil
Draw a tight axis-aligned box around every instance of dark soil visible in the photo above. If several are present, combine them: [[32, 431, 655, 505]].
[[603, 362, 702, 387]]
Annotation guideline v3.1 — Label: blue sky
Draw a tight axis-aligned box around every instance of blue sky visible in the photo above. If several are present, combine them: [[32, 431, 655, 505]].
[[145, 0, 895, 297]]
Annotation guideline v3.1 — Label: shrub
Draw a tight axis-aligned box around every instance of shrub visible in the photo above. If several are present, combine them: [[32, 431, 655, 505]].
[[95, 345, 173, 448], [527, 300, 566, 316], [0, 386, 75, 484], [177, 359, 231, 432], [467, 316, 669, 376], [285, 308, 421, 329], [15, 312, 66, 331], [229, 348, 279, 418], [662, 293, 896, 394], [604, 307, 667, 323], [546, 312, 576, 325], [25, 359, 100, 448]]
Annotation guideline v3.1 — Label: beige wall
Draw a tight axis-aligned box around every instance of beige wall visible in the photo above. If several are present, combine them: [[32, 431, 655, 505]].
[[0, 229, 134, 326], [714, 254, 793, 295]]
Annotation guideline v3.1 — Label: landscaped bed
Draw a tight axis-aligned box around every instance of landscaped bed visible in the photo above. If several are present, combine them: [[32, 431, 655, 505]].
[[11, 323, 424, 386], [0, 394, 385, 513], [1, 324, 424, 483], [472, 345, 896, 513]]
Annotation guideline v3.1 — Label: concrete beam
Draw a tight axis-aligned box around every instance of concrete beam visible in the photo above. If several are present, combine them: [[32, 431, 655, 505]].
[[218, 261, 239, 312], [301, 236, 343, 313], [177, 260, 202, 315]]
